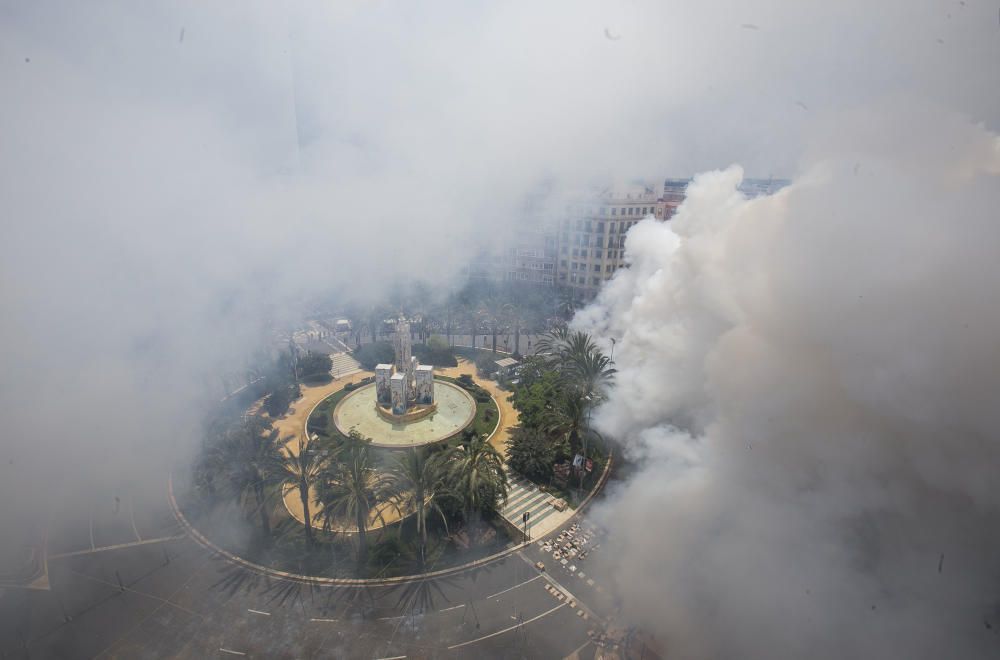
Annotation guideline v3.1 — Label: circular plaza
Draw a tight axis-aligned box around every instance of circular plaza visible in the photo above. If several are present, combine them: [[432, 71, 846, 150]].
[[332, 380, 477, 448]]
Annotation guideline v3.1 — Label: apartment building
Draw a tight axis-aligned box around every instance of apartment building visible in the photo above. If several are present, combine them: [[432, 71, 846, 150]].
[[556, 185, 661, 300], [664, 176, 790, 203], [466, 221, 558, 286]]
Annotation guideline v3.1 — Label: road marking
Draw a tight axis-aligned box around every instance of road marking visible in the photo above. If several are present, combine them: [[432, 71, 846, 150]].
[[129, 497, 142, 542], [374, 656, 406, 660], [377, 615, 405, 621], [248, 608, 270, 616], [219, 649, 246, 656], [48, 534, 187, 559], [518, 551, 603, 626], [310, 617, 339, 622], [485, 574, 543, 600], [91, 552, 215, 659], [439, 603, 465, 612], [65, 567, 201, 617], [447, 603, 567, 649], [89, 515, 96, 551]]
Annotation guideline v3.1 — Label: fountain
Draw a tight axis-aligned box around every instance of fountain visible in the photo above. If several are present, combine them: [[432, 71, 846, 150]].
[[331, 318, 477, 448]]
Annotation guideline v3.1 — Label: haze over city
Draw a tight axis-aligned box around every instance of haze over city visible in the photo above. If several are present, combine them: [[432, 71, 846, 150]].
[[1, 1, 998, 658]]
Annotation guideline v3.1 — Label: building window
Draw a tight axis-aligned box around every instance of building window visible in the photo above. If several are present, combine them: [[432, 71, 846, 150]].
[[560, 260, 567, 268], [592, 276, 600, 286], [611, 208, 617, 216], [599, 207, 606, 216], [594, 250, 603, 259], [597, 222, 604, 233], [593, 264, 600, 272]]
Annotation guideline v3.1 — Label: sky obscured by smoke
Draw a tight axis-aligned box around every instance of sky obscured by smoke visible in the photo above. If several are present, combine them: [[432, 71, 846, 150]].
[[575, 79, 1000, 660], [1, 1, 998, 653]]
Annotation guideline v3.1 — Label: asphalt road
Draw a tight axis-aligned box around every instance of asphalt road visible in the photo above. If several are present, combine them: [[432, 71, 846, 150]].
[[0, 472, 618, 659]]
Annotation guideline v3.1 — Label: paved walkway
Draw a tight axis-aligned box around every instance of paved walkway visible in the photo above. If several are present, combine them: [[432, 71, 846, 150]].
[[274, 357, 518, 529], [433, 358, 517, 455]]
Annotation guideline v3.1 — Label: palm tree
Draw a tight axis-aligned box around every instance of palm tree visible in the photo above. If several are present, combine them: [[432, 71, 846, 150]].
[[557, 288, 577, 320], [535, 324, 570, 356], [267, 434, 328, 546], [215, 416, 283, 538], [544, 390, 604, 492], [506, 298, 524, 356], [366, 307, 384, 344], [385, 448, 450, 564], [316, 431, 388, 565], [542, 390, 589, 453], [446, 435, 508, 526], [478, 293, 512, 354], [566, 345, 616, 401]]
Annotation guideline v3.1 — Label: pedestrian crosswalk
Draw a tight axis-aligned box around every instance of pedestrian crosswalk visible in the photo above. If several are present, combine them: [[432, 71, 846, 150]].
[[500, 474, 572, 539]]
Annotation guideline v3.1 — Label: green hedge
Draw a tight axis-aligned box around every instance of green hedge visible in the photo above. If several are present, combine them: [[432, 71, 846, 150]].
[[352, 341, 394, 370], [412, 343, 458, 367]]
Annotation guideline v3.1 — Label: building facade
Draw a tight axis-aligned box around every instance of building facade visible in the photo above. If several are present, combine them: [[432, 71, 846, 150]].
[[556, 185, 662, 300], [466, 228, 557, 286]]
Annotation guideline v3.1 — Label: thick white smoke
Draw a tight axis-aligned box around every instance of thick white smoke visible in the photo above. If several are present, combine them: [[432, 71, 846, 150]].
[[575, 109, 1000, 658]]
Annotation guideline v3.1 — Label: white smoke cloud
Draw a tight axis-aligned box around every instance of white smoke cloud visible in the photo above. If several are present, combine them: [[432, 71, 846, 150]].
[[576, 109, 1000, 657], [1, 1, 998, 651]]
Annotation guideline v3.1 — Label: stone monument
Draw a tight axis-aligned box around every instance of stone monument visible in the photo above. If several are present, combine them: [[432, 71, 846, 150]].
[[375, 318, 436, 420]]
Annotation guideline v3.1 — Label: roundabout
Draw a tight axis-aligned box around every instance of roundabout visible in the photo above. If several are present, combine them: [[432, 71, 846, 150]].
[[172, 319, 610, 587]]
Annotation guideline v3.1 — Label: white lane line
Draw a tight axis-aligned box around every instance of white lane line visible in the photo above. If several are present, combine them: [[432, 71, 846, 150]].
[[374, 656, 406, 660], [486, 574, 543, 600], [377, 615, 405, 621], [247, 608, 271, 616], [129, 497, 142, 542], [310, 617, 339, 622], [48, 534, 187, 559], [447, 603, 567, 650], [65, 567, 201, 617], [219, 649, 246, 656], [439, 603, 465, 612], [89, 515, 96, 551]]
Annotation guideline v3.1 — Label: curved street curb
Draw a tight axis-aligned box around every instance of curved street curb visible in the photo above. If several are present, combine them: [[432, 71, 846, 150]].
[[172, 361, 614, 587], [168, 448, 612, 588]]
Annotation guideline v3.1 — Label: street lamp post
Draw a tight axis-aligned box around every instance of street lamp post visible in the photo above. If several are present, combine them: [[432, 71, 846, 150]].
[[580, 393, 594, 494]]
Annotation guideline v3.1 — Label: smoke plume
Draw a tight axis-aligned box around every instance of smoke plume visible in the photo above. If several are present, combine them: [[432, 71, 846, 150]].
[[576, 110, 1000, 658]]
